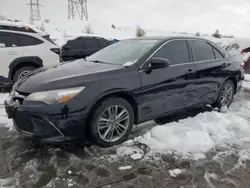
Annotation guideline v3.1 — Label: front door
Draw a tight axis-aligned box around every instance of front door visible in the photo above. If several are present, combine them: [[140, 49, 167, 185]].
[[0, 32, 23, 78], [139, 39, 196, 119]]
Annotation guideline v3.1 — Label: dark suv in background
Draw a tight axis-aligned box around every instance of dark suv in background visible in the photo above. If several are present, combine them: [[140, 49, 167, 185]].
[[61, 36, 110, 61]]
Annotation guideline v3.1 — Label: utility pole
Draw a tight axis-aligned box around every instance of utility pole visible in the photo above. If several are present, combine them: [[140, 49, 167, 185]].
[[28, 0, 41, 24], [68, 0, 88, 20]]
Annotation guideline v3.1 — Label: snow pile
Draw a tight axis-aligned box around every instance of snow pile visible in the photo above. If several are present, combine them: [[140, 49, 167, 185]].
[[243, 74, 250, 90], [117, 99, 250, 159]]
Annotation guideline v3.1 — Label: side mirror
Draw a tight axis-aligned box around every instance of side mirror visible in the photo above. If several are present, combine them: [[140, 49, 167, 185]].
[[150, 57, 170, 69]]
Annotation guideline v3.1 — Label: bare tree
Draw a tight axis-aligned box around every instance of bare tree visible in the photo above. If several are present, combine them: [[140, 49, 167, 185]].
[[212, 29, 221, 38], [195, 32, 200, 37], [0, 14, 7, 20], [136, 26, 146, 37], [83, 24, 94, 34]]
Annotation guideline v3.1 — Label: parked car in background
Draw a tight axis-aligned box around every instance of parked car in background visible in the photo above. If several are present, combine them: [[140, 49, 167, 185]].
[[224, 38, 250, 73], [5, 36, 244, 147], [0, 21, 60, 83], [61, 36, 110, 61]]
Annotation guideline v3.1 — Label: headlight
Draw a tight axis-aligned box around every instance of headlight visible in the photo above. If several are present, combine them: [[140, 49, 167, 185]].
[[25, 86, 85, 105]]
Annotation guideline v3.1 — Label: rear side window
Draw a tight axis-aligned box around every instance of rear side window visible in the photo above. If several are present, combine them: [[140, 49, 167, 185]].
[[98, 39, 109, 48], [64, 39, 83, 49], [84, 38, 99, 49], [190, 40, 215, 61], [14, 33, 43, 46], [153, 40, 190, 65]]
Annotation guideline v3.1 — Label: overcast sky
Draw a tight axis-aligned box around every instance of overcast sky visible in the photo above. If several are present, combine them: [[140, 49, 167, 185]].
[[1, 0, 250, 37]]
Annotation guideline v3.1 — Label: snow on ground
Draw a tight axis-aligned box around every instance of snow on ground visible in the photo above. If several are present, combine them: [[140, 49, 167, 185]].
[[0, 94, 12, 128], [1, 76, 250, 162], [243, 74, 250, 89]]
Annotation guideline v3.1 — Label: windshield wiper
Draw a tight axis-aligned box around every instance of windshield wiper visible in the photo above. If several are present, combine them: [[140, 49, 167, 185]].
[[89, 60, 114, 65]]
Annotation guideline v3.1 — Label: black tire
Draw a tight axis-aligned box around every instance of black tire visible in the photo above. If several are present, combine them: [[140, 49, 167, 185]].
[[215, 80, 235, 108], [12, 66, 36, 83], [90, 97, 134, 147]]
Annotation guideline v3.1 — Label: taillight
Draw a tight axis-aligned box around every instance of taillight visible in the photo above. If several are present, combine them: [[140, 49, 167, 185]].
[[50, 48, 60, 55], [241, 49, 247, 54], [247, 57, 250, 65]]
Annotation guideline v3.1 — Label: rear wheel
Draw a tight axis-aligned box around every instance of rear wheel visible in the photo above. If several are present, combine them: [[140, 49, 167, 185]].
[[12, 66, 36, 83], [215, 80, 235, 108], [90, 98, 134, 147]]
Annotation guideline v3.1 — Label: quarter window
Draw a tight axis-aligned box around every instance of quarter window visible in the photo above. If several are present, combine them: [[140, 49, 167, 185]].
[[213, 48, 224, 59], [190, 40, 215, 61], [153, 40, 190, 65]]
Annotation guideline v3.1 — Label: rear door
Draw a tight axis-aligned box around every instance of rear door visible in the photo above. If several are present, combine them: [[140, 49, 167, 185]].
[[189, 39, 229, 105], [62, 38, 83, 61], [0, 31, 23, 78], [82, 38, 100, 57], [140, 39, 196, 118]]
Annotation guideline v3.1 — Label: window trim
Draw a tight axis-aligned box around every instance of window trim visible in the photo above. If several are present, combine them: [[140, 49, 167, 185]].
[[188, 39, 228, 63], [139, 39, 192, 69]]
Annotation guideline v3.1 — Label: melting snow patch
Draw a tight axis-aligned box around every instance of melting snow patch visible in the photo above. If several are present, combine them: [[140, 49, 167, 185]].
[[169, 169, 182, 177], [116, 145, 144, 159], [220, 106, 228, 113], [68, 170, 72, 175], [130, 153, 143, 160], [119, 166, 132, 171]]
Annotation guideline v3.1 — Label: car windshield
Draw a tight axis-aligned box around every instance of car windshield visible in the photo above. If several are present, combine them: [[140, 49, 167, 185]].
[[86, 39, 159, 66]]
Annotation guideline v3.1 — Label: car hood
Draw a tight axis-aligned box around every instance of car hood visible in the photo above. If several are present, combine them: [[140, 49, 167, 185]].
[[16, 59, 123, 93]]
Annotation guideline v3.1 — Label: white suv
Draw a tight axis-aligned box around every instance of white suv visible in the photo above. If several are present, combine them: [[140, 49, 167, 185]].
[[0, 21, 60, 83]]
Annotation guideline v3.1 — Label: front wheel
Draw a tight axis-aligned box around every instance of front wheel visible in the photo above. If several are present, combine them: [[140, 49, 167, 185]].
[[90, 98, 134, 147], [12, 66, 36, 83], [216, 80, 235, 108]]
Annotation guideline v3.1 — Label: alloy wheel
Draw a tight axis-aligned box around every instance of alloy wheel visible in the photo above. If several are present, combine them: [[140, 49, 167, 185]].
[[18, 70, 31, 80], [97, 105, 130, 142], [220, 83, 233, 107]]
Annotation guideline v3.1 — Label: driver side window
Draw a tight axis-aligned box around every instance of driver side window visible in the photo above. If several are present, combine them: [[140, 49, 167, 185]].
[[153, 40, 190, 65]]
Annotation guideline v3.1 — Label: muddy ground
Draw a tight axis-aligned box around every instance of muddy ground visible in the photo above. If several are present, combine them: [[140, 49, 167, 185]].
[[0, 91, 250, 188]]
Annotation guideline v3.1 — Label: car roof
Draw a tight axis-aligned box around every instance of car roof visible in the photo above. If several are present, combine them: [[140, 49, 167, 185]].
[[0, 20, 46, 36], [127, 36, 206, 41]]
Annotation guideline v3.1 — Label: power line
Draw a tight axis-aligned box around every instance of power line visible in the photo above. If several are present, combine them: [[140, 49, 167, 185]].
[[28, 0, 42, 24], [68, 0, 88, 20]]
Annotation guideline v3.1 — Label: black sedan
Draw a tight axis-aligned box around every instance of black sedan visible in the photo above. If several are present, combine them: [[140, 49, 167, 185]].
[[5, 36, 244, 147]]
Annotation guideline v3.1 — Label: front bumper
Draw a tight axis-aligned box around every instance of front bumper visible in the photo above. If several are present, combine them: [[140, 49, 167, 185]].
[[4, 100, 87, 143]]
